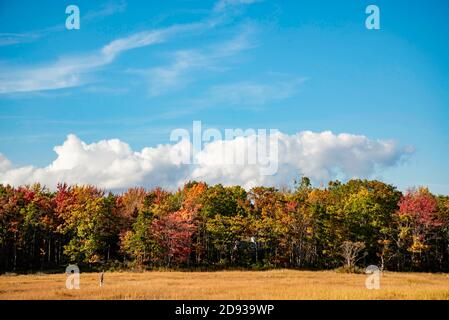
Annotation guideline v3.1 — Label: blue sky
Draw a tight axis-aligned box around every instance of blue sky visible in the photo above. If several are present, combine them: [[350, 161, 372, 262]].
[[0, 0, 448, 193]]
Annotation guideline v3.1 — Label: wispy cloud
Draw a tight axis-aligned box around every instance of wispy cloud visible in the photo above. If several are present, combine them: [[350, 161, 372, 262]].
[[167, 75, 306, 115], [0, 21, 212, 94], [0, 1, 127, 47], [142, 26, 256, 96], [213, 0, 260, 13], [84, 1, 127, 21], [0, 32, 43, 46], [203, 77, 306, 107], [84, 85, 129, 95], [0, 0, 257, 95]]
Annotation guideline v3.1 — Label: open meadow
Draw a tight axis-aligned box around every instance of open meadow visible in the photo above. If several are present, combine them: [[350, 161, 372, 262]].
[[1, 270, 449, 300]]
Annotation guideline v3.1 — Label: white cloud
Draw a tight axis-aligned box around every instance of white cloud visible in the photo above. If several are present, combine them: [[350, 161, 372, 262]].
[[192, 130, 410, 189], [0, 154, 12, 172], [0, 0, 257, 94], [0, 131, 412, 191], [0, 134, 191, 190], [0, 22, 205, 94]]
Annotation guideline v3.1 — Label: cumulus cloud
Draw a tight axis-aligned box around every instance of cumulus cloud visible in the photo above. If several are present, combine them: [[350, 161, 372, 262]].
[[0, 134, 193, 190], [0, 131, 412, 191], [0, 154, 12, 172], [192, 130, 410, 189]]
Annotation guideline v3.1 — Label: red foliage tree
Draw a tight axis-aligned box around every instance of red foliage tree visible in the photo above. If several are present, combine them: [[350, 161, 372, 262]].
[[397, 188, 441, 255], [152, 209, 196, 266], [398, 188, 440, 229]]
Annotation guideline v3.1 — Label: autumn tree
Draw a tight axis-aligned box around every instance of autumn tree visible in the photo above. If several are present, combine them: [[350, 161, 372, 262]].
[[56, 185, 120, 265], [396, 188, 441, 270], [1, 179, 448, 273], [116, 187, 147, 230], [152, 210, 196, 267], [340, 241, 366, 270], [120, 209, 158, 268]]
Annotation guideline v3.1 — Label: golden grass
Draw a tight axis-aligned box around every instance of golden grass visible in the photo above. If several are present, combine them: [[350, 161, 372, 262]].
[[1, 270, 449, 300]]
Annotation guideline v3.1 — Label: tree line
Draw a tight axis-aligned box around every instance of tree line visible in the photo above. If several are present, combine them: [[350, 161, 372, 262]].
[[1, 178, 448, 273]]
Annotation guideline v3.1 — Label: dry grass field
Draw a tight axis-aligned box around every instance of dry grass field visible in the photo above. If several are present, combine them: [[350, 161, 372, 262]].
[[1, 270, 449, 300]]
